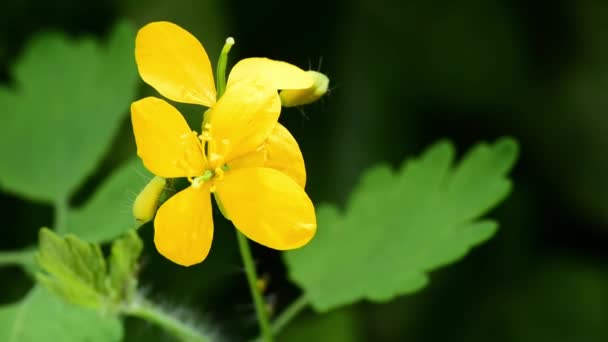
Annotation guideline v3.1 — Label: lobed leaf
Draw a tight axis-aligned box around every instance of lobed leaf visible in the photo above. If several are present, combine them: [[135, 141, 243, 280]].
[[36, 228, 108, 309], [0, 20, 138, 203], [285, 138, 519, 311], [108, 230, 143, 303], [35, 228, 145, 310]]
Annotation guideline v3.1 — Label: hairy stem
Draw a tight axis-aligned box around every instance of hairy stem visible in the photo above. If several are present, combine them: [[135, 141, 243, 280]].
[[0, 248, 35, 268], [122, 298, 209, 342]]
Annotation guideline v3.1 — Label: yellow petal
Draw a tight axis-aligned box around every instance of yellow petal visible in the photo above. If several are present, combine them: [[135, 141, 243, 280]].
[[131, 97, 205, 178], [229, 123, 306, 187], [216, 168, 316, 250], [206, 80, 280, 164], [227, 58, 314, 90], [135, 21, 216, 106], [154, 185, 213, 266]]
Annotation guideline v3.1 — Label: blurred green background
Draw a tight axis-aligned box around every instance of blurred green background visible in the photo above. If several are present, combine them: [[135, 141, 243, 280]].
[[1, 0, 608, 341]]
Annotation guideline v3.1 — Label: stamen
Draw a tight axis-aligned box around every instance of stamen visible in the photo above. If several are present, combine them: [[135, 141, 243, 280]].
[[214, 167, 225, 181], [199, 131, 212, 142], [173, 131, 206, 175]]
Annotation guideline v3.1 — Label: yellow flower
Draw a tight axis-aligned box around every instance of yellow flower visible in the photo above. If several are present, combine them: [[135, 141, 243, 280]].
[[131, 22, 317, 266]]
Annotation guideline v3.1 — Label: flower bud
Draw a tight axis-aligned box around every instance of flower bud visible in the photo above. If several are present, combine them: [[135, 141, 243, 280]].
[[279, 70, 329, 107], [132, 176, 166, 224]]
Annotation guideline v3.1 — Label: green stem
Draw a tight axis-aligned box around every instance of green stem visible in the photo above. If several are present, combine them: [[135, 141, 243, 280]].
[[270, 294, 309, 335], [251, 295, 310, 342], [0, 249, 35, 268], [122, 298, 208, 342], [216, 37, 235, 98], [236, 231, 272, 342], [54, 198, 69, 234]]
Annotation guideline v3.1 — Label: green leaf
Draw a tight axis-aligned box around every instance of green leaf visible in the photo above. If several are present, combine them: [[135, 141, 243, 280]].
[[36, 228, 109, 309], [0, 286, 122, 342], [67, 158, 152, 243], [278, 307, 360, 342], [36, 227, 145, 313], [0, 20, 138, 203], [285, 138, 518, 312], [109, 230, 143, 303]]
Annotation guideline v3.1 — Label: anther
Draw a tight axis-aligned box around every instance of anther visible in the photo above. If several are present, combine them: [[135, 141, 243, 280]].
[[214, 167, 225, 181]]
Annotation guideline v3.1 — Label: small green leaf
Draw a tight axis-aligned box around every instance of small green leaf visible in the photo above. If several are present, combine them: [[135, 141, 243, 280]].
[[285, 138, 519, 311], [36, 228, 109, 309], [0, 286, 122, 342], [109, 230, 143, 303], [0, 20, 138, 203], [67, 158, 152, 243]]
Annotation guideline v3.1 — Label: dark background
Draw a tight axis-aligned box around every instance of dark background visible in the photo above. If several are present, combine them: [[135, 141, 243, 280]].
[[1, 0, 608, 341]]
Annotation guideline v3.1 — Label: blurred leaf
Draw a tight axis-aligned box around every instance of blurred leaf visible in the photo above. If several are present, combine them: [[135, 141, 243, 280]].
[[423, 260, 608, 342], [278, 307, 360, 342], [0, 286, 122, 342], [36, 228, 108, 309], [67, 158, 152, 243], [285, 138, 518, 311], [0, 20, 138, 203], [109, 230, 143, 303]]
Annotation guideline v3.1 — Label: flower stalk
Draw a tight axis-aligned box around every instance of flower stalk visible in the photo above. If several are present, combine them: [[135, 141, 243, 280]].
[[236, 230, 273, 342], [54, 197, 69, 234], [0, 248, 35, 268]]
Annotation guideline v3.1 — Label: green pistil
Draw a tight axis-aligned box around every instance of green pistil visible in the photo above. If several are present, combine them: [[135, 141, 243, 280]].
[[192, 169, 214, 188], [201, 169, 214, 181], [216, 37, 235, 99], [191, 165, 230, 188]]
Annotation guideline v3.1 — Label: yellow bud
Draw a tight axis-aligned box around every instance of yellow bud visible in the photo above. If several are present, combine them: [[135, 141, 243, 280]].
[[132, 176, 166, 224], [279, 70, 329, 107]]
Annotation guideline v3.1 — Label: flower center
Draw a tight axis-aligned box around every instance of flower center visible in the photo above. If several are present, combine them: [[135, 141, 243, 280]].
[[190, 164, 230, 191]]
